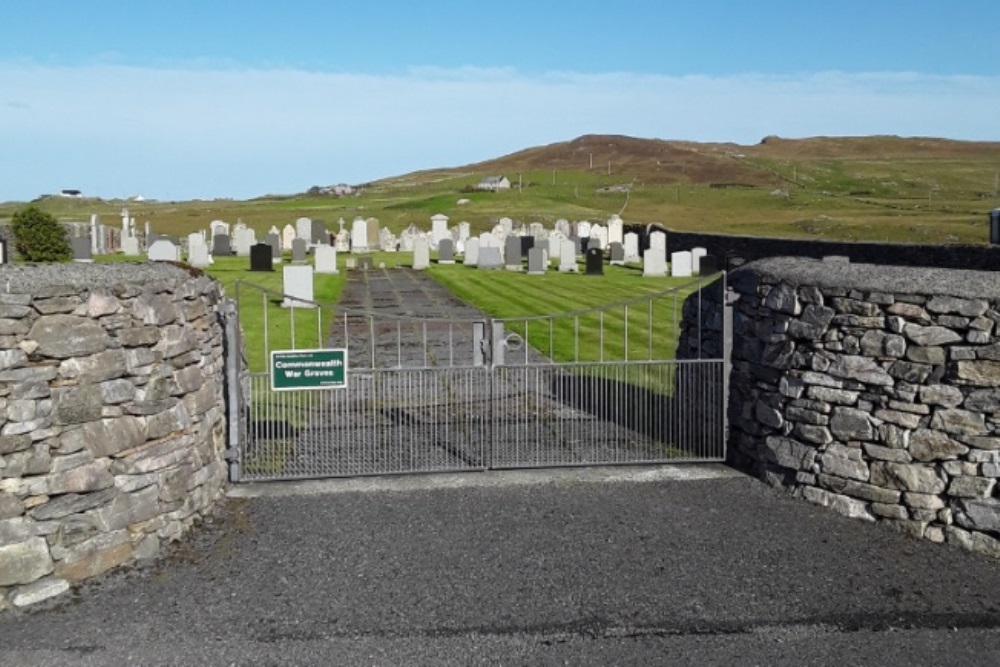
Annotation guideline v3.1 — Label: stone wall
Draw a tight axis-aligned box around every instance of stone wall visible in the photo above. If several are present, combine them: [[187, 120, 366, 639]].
[[0, 263, 229, 609], [681, 257, 1000, 558], [642, 226, 1000, 271]]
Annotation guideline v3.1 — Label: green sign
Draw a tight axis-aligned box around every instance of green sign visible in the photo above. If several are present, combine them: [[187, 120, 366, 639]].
[[270, 348, 348, 391]]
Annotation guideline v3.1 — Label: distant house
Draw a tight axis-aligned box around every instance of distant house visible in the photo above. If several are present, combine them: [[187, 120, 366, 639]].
[[476, 176, 511, 192], [60, 189, 83, 198]]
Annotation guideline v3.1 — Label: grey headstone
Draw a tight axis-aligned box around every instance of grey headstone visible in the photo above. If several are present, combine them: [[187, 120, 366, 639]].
[[249, 243, 273, 272], [211, 234, 232, 256], [314, 244, 338, 274], [609, 242, 624, 265], [438, 238, 455, 264], [291, 238, 308, 264], [587, 237, 602, 251], [265, 232, 281, 263], [71, 237, 93, 263], [504, 236, 523, 271], [147, 239, 180, 262], [311, 219, 327, 244], [478, 246, 503, 270], [527, 247, 546, 275]]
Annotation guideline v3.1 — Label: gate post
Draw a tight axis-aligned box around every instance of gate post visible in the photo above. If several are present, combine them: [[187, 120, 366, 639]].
[[221, 298, 243, 482], [722, 271, 736, 457]]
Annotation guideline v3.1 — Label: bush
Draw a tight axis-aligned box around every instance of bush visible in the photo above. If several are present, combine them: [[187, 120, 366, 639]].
[[10, 206, 72, 262]]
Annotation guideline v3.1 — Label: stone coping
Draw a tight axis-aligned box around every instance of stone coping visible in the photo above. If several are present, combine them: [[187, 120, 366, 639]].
[[0, 262, 193, 293], [736, 256, 1000, 300]]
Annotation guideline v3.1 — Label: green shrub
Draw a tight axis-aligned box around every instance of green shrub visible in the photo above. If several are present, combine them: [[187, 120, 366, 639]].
[[10, 206, 72, 262]]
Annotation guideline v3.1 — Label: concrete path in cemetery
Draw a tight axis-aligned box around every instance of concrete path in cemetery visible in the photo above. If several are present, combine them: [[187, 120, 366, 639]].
[[2, 467, 1000, 665]]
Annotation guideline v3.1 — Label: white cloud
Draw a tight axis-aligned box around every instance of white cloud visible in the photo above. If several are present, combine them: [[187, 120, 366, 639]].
[[0, 63, 997, 201]]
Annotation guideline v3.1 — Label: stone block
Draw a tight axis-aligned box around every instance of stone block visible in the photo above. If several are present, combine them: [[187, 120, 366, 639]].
[[871, 462, 946, 494], [830, 406, 876, 441], [929, 408, 987, 436], [11, 576, 70, 607], [903, 323, 961, 346], [25, 461, 114, 496], [0, 537, 53, 586], [909, 429, 969, 462], [28, 315, 110, 359], [952, 361, 1000, 386], [761, 436, 816, 471], [54, 530, 133, 583], [948, 477, 996, 499]]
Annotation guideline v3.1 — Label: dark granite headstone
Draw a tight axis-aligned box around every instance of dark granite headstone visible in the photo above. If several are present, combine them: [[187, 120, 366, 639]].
[[249, 243, 274, 272], [211, 233, 232, 256], [291, 238, 308, 264], [699, 255, 718, 275], [438, 238, 455, 264], [585, 247, 603, 275], [0, 238, 7, 264], [520, 236, 534, 255]]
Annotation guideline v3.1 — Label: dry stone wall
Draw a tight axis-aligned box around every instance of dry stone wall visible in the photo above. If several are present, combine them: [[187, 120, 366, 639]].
[[0, 263, 229, 609], [681, 257, 1000, 559]]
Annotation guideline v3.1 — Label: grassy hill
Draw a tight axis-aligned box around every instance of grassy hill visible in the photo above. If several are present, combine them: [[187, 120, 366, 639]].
[[3, 134, 999, 245]]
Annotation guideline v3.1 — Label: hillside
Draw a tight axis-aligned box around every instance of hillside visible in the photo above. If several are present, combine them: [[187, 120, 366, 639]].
[[3, 134, 1000, 246]]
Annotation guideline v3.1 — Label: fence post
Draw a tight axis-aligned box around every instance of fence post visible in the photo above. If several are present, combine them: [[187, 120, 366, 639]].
[[722, 272, 736, 458], [222, 298, 243, 482]]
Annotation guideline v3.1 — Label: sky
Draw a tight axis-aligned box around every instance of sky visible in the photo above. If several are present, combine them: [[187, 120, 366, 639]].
[[2, 0, 999, 202]]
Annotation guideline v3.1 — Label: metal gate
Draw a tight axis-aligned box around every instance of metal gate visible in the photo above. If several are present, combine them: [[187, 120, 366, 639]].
[[224, 271, 730, 482]]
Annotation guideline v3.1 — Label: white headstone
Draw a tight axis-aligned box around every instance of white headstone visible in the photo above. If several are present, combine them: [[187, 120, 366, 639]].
[[576, 220, 592, 239], [351, 217, 369, 252], [314, 244, 339, 274], [412, 237, 430, 270], [210, 220, 230, 239], [607, 215, 624, 246], [122, 236, 140, 256], [671, 251, 693, 278], [430, 214, 449, 250], [282, 224, 296, 253], [642, 248, 667, 278], [623, 232, 640, 262], [187, 238, 212, 269], [334, 230, 351, 252], [463, 238, 479, 266], [147, 239, 180, 262], [559, 240, 578, 273], [457, 221, 471, 242], [649, 231, 666, 254], [590, 224, 608, 250], [235, 227, 257, 257], [295, 217, 313, 242], [281, 265, 316, 308], [547, 236, 562, 263], [692, 247, 708, 274]]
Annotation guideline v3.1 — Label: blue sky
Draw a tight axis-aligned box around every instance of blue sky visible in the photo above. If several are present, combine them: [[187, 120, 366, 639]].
[[2, 1, 998, 202]]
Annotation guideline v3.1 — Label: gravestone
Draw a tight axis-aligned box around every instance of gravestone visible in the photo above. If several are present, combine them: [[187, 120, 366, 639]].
[[590, 224, 608, 250], [282, 224, 296, 253], [692, 247, 707, 274], [210, 220, 229, 239], [478, 246, 502, 270], [235, 227, 256, 257], [547, 236, 562, 264], [249, 243, 273, 272], [311, 219, 327, 244], [527, 247, 546, 275], [148, 239, 180, 262], [585, 247, 603, 275], [607, 214, 624, 246], [642, 248, 666, 278], [71, 237, 93, 263], [504, 236, 523, 271], [463, 238, 480, 266], [122, 236, 140, 256], [295, 217, 313, 243], [345, 257, 357, 270], [519, 236, 534, 256], [430, 214, 449, 249], [265, 232, 282, 264], [438, 238, 455, 264], [671, 251, 693, 277], [357, 256, 373, 271], [559, 239, 578, 273], [609, 242, 625, 266], [576, 220, 592, 239], [334, 230, 351, 252], [623, 233, 640, 262], [291, 238, 308, 264], [281, 265, 316, 308], [366, 219, 380, 251], [211, 233, 232, 256], [187, 238, 212, 269], [587, 237, 602, 251], [412, 237, 430, 270], [699, 255, 718, 275], [351, 218, 368, 252], [314, 244, 339, 274]]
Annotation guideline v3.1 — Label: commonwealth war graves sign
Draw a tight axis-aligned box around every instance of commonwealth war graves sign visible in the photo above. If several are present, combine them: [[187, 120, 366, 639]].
[[270, 349, 348, 391]]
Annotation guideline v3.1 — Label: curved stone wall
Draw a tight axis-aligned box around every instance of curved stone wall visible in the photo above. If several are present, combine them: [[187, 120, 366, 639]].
[[0, 263, 229, 609], [693, 257, 1000, 558]]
